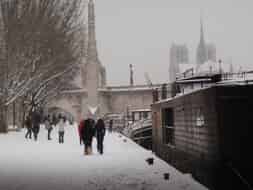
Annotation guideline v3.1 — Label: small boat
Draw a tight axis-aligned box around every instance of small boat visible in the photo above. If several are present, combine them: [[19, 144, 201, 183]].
[[124, 119, 152, 150]]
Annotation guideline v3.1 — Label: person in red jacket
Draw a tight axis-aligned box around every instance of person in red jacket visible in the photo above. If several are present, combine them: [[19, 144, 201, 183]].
[[78, 119, 85, 145]]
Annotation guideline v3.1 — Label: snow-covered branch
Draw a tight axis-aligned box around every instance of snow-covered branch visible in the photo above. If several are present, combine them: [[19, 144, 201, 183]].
[[0, 0, 84, 110]]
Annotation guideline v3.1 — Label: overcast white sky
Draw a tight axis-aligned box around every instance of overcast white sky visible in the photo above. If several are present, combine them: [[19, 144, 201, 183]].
[[93, 0, 253, 85]]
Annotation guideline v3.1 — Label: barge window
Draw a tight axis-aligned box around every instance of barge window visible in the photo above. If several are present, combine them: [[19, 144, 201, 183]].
[[162, 108, 175, 145], [196, 108, 205, 127]]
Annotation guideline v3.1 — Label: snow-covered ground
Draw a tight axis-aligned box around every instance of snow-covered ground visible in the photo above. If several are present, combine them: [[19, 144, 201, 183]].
[[0, 123, 208, 190]]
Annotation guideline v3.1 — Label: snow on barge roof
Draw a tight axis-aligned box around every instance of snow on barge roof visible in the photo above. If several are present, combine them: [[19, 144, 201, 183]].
[[153, 71, 253, 105]]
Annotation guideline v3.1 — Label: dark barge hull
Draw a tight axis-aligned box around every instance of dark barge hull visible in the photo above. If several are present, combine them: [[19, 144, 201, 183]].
[[152, 85, 253, 189]]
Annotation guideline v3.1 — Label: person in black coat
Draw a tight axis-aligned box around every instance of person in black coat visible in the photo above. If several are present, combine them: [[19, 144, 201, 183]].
[[31, 110, 41, 141], [89, 118, 96, 151], [25, 115, 32, 139], [81, 119, 94, 155], [95, 119, 106, 154]]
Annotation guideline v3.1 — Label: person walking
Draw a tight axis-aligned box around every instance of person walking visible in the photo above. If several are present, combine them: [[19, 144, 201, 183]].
[[78, 119, 85, 145], [51, 114, 57, 128], [25, 115, 32, 139], [109, 119, 113, 133], [95, 119, 106, 154], [81, 119, 94, 155], [45, 115, 52, 140], [58, 116, 66, 144], [58, 114, 62, 123], [32, 110, 41, 141], [89, 118, 96, 152]]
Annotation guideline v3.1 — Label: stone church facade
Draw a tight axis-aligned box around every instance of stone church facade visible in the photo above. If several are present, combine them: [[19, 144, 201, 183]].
[[48, 0, 165, 121]]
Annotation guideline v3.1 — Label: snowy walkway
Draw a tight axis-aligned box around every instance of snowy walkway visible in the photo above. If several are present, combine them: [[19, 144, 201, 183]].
[[0, 124, 207, 190]]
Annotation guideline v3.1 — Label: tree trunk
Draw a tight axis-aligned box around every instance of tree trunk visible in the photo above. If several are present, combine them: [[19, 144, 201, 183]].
[[21, 101, 27, 128], [0, 103, 8, 133], [13, 102, 16, 128]]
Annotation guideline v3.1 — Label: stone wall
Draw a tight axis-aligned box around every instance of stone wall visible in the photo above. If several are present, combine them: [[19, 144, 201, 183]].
[[109, 90, 153, 114], [48, 93, 83, 121]]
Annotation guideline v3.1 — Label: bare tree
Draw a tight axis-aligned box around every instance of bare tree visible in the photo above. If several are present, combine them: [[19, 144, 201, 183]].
[[0, 0, 85, 132]]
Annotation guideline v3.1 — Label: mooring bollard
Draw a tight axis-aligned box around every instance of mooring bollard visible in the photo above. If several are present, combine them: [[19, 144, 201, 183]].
[[163, 173, 170, 180], [146, 157, 154, 165]]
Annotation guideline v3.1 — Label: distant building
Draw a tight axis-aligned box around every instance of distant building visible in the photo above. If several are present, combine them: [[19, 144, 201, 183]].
[[206, 43, 216, 62], [170, 20, 217, 83], [169, 44, 189, 82]]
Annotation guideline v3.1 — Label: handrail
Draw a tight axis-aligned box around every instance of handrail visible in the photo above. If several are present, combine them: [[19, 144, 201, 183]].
[[132, 126, 152, 135], [133, 136, 152, 141]]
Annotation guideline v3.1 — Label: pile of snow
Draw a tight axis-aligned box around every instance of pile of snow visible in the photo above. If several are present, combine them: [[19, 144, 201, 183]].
[[7, 125, 20, 132], [8, 125, 19, 129], [177, 60, 253, 82], [0, 123, 208, 190]]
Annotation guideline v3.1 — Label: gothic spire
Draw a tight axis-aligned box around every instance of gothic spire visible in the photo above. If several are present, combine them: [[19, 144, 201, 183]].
[[87, 0, 98, 62], [196, 18, 207, 65], [200, 18, 205, 46]]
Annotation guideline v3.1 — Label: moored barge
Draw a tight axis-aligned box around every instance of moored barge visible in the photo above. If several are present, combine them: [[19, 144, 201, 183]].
[[152, 72, 253, 189]]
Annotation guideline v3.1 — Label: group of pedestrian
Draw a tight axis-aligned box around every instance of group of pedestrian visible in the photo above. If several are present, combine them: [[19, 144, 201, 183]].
[[78, 118, 106, 155], [25, 110, 41, 141], [25, 111, 107, 155], [24, 111, 67, 144]]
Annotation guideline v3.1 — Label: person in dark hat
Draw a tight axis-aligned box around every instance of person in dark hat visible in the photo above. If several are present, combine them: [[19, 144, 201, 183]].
[[31, 110, 41, 141]]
